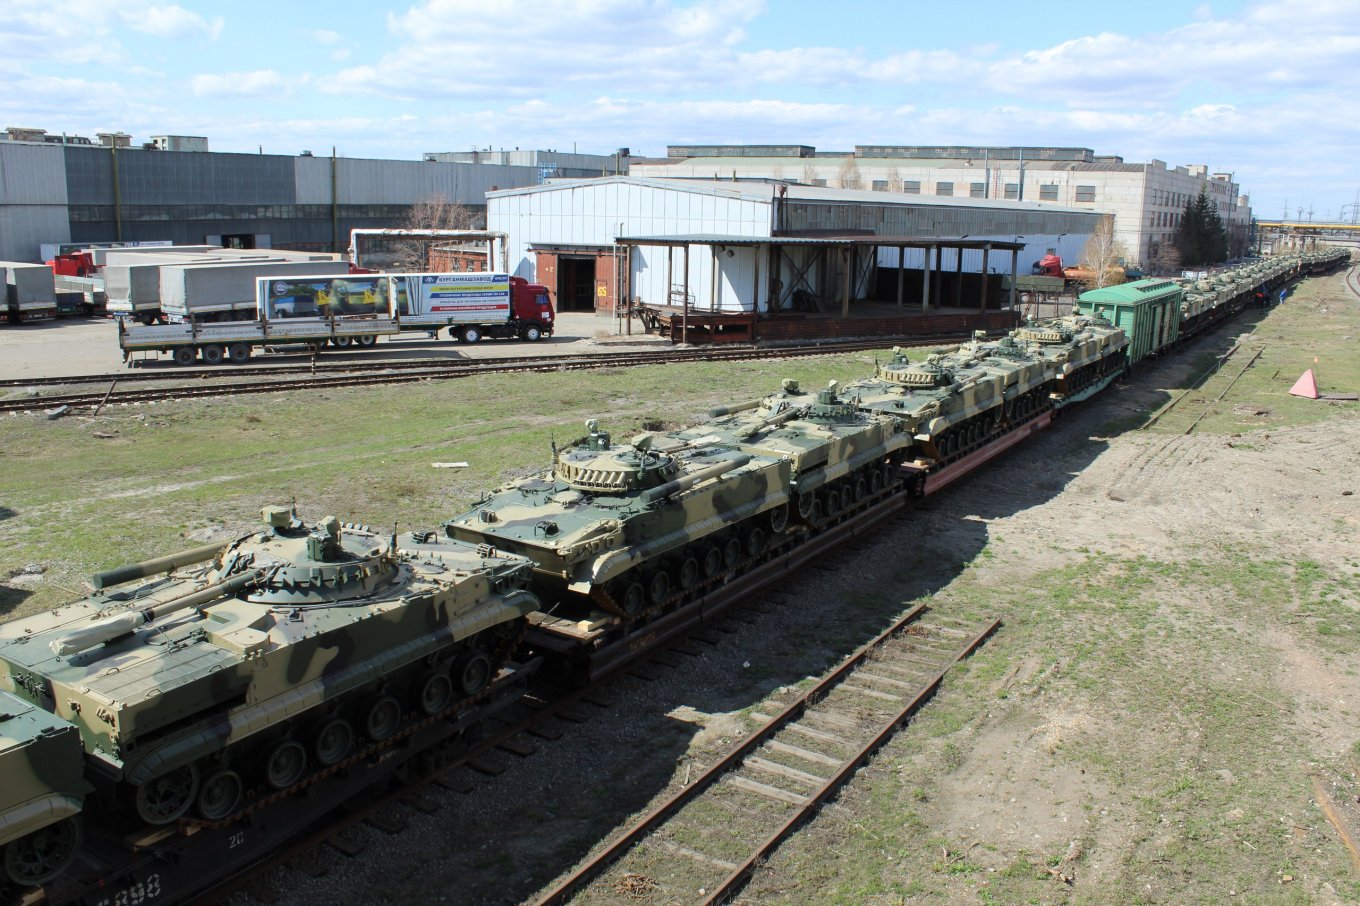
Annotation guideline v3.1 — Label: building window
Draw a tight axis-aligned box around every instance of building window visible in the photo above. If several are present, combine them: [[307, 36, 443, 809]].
[[936, 181, 953, 196], [969, 182, 985, 198], [809, 179, 827, 187], [871, 180, 889, 191], [1075, 185, 1096, 203], [1039, 184, 1059, 201], [903, 180, 921, 194], [1003, 183, 1019, 200]]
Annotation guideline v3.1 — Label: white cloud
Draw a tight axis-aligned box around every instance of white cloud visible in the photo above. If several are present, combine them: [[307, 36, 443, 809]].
[[191, 70, 294, 98], [308, 29, 344, 45], [122, 5, 224, 40]]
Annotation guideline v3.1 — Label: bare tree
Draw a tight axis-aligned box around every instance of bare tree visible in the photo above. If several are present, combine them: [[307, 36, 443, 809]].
[[884, 166, 903, 192], [1150, 241, 1182, 277], [393, 195, 480, 271], [1078, 214, 1129, 289], [802, 164, 819, 185], [838, 156, 862, 190]]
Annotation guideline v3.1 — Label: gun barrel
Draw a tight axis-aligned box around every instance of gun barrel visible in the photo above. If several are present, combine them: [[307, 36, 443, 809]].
[[92, 542, 229, 590], [641, 455, 751, 504], [708, 399, 763, 418], [52, 568, 266, 657]]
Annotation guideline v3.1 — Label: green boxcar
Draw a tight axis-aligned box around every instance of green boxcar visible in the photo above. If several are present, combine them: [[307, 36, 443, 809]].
[[1076, 279, 1183, 365]]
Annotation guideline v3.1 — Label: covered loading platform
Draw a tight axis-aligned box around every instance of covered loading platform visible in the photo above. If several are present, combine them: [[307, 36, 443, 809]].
[[614, 233, 1028, 344]]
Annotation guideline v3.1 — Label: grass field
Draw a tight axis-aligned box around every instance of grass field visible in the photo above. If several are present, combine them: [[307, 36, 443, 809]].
[[3, 267, 1358, 906]]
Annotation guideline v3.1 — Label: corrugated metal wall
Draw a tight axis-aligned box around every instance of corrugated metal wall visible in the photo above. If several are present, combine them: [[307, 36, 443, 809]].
[[0, 144, 70, 259], [489, 180, 773, 311]]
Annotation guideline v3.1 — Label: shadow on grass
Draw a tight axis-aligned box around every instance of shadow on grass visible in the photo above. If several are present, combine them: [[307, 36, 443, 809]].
[[479, 430, 1112, 906], [0, 506, 14, 523], [0, 582, 32, 617]]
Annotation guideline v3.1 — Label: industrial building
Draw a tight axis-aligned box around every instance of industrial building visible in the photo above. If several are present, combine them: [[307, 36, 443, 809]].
[[0, 137, 622, 264], [488, 176, 1101, 324], [631, 145, 1255, 270]]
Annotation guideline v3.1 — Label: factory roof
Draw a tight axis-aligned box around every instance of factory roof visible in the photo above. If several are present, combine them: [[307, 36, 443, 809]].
[[489, 175, 1098, 217]]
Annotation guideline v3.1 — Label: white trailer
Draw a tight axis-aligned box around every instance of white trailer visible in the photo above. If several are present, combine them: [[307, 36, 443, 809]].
[[2, 262, 58, 323], [159, 259, 347, 322], [119, 273, 399, 366]]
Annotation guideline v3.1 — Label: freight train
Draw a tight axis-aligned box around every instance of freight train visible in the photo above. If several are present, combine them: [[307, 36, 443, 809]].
[[0, 247, 1349, 899]]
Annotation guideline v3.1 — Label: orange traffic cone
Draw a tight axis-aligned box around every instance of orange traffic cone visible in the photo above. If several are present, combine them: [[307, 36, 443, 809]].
[[1289, 369, 1319, 399]]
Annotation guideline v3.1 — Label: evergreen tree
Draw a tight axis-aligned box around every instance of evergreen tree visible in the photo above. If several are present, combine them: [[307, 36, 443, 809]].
[[1174, 188, 1229, 266]]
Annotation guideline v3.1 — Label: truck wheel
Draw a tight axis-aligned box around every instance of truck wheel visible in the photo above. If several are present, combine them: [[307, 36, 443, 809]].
[[460, 326, 482, 344], [521, 324, 543, 342], [227, 343, 251, 364], [356, 335, 377, 347], [201, 345, 225, 365], [172, 347, 196, 366], [332, 336, 352, 348]]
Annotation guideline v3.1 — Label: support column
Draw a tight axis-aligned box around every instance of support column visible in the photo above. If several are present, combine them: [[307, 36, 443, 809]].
[[953, 246, 964, 308], [682, 244, 690, 344], [896, 246, 905, 311], [980, 244, 991, 311], [1008, 248, 1018, 310], [840, 246, 851, 318], [751, 245, 761, 342], [921, 246, 932, 313]]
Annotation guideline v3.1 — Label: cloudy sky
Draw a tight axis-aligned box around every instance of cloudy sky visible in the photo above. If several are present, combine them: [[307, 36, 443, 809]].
[[2, 0, 1358, 221]]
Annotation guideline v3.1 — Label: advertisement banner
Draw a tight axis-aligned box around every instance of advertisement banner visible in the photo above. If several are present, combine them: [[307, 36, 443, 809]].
[[258, 275, 394, 319]]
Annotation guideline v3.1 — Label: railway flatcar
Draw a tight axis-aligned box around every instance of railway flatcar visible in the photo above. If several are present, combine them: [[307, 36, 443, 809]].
[[446, 421, 794, 619], [0, 507, 537, 887], [675, 379, 906, 526]]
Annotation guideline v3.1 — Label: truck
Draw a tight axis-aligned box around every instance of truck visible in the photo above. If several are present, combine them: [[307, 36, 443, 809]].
[[391, 272, 553, 342], [119, 271, 554, 365], [119, 274, 400, 365], [2, 262, 58, 323]]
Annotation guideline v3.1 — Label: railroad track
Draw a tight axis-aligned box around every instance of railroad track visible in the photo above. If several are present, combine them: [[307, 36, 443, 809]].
[[530, 607, 999, 905], [38, 444, 978, 905], [1345, 265, 1360, 301], [0, 335, 981, 415]]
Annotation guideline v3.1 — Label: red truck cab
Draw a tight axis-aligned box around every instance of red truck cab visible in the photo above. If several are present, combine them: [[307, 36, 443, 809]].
[[48, 252, 97, 277], [509, 276, 554, 340]]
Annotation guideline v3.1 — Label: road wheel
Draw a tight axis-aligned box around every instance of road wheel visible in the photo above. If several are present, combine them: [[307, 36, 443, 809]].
[[265, 740, 307, 790], [721, 536, 742, 569], [646, 569, 670, 605], [172, 346, 196, 366], [745, 525, 767, 557], [356, 335, 377, 347], [313, 717, 353, 766], [227, 342, 251, 363], [201, 344, 224, 365], [700, 545, 723, 578], [619, 580, 646, 615], [521, 324, 543, 342], [461, 326, 482, 343], [197, 769, 242, 821], [676, 555, 701, 590], [136, 763, 199, 825], [768, 504, 789, 534], [453, 649, 493, 697], [364, 695, 402, 742], [332, 336, 352, 348], [4, 817, 82, 887], [417, 671, 454, 715]]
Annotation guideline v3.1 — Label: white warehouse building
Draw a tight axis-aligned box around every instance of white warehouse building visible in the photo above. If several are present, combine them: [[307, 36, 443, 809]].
[[487, 176, 1101, 318], [631, 146, 1254, 270]]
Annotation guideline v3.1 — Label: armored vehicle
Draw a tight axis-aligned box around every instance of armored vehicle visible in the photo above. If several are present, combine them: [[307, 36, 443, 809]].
[[0, 506, 537, 887], [446, 420, 793, 618], [678, 379, 907, 525], [844, 335, 1054, 463], [1010, 315, 1128, 405]]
